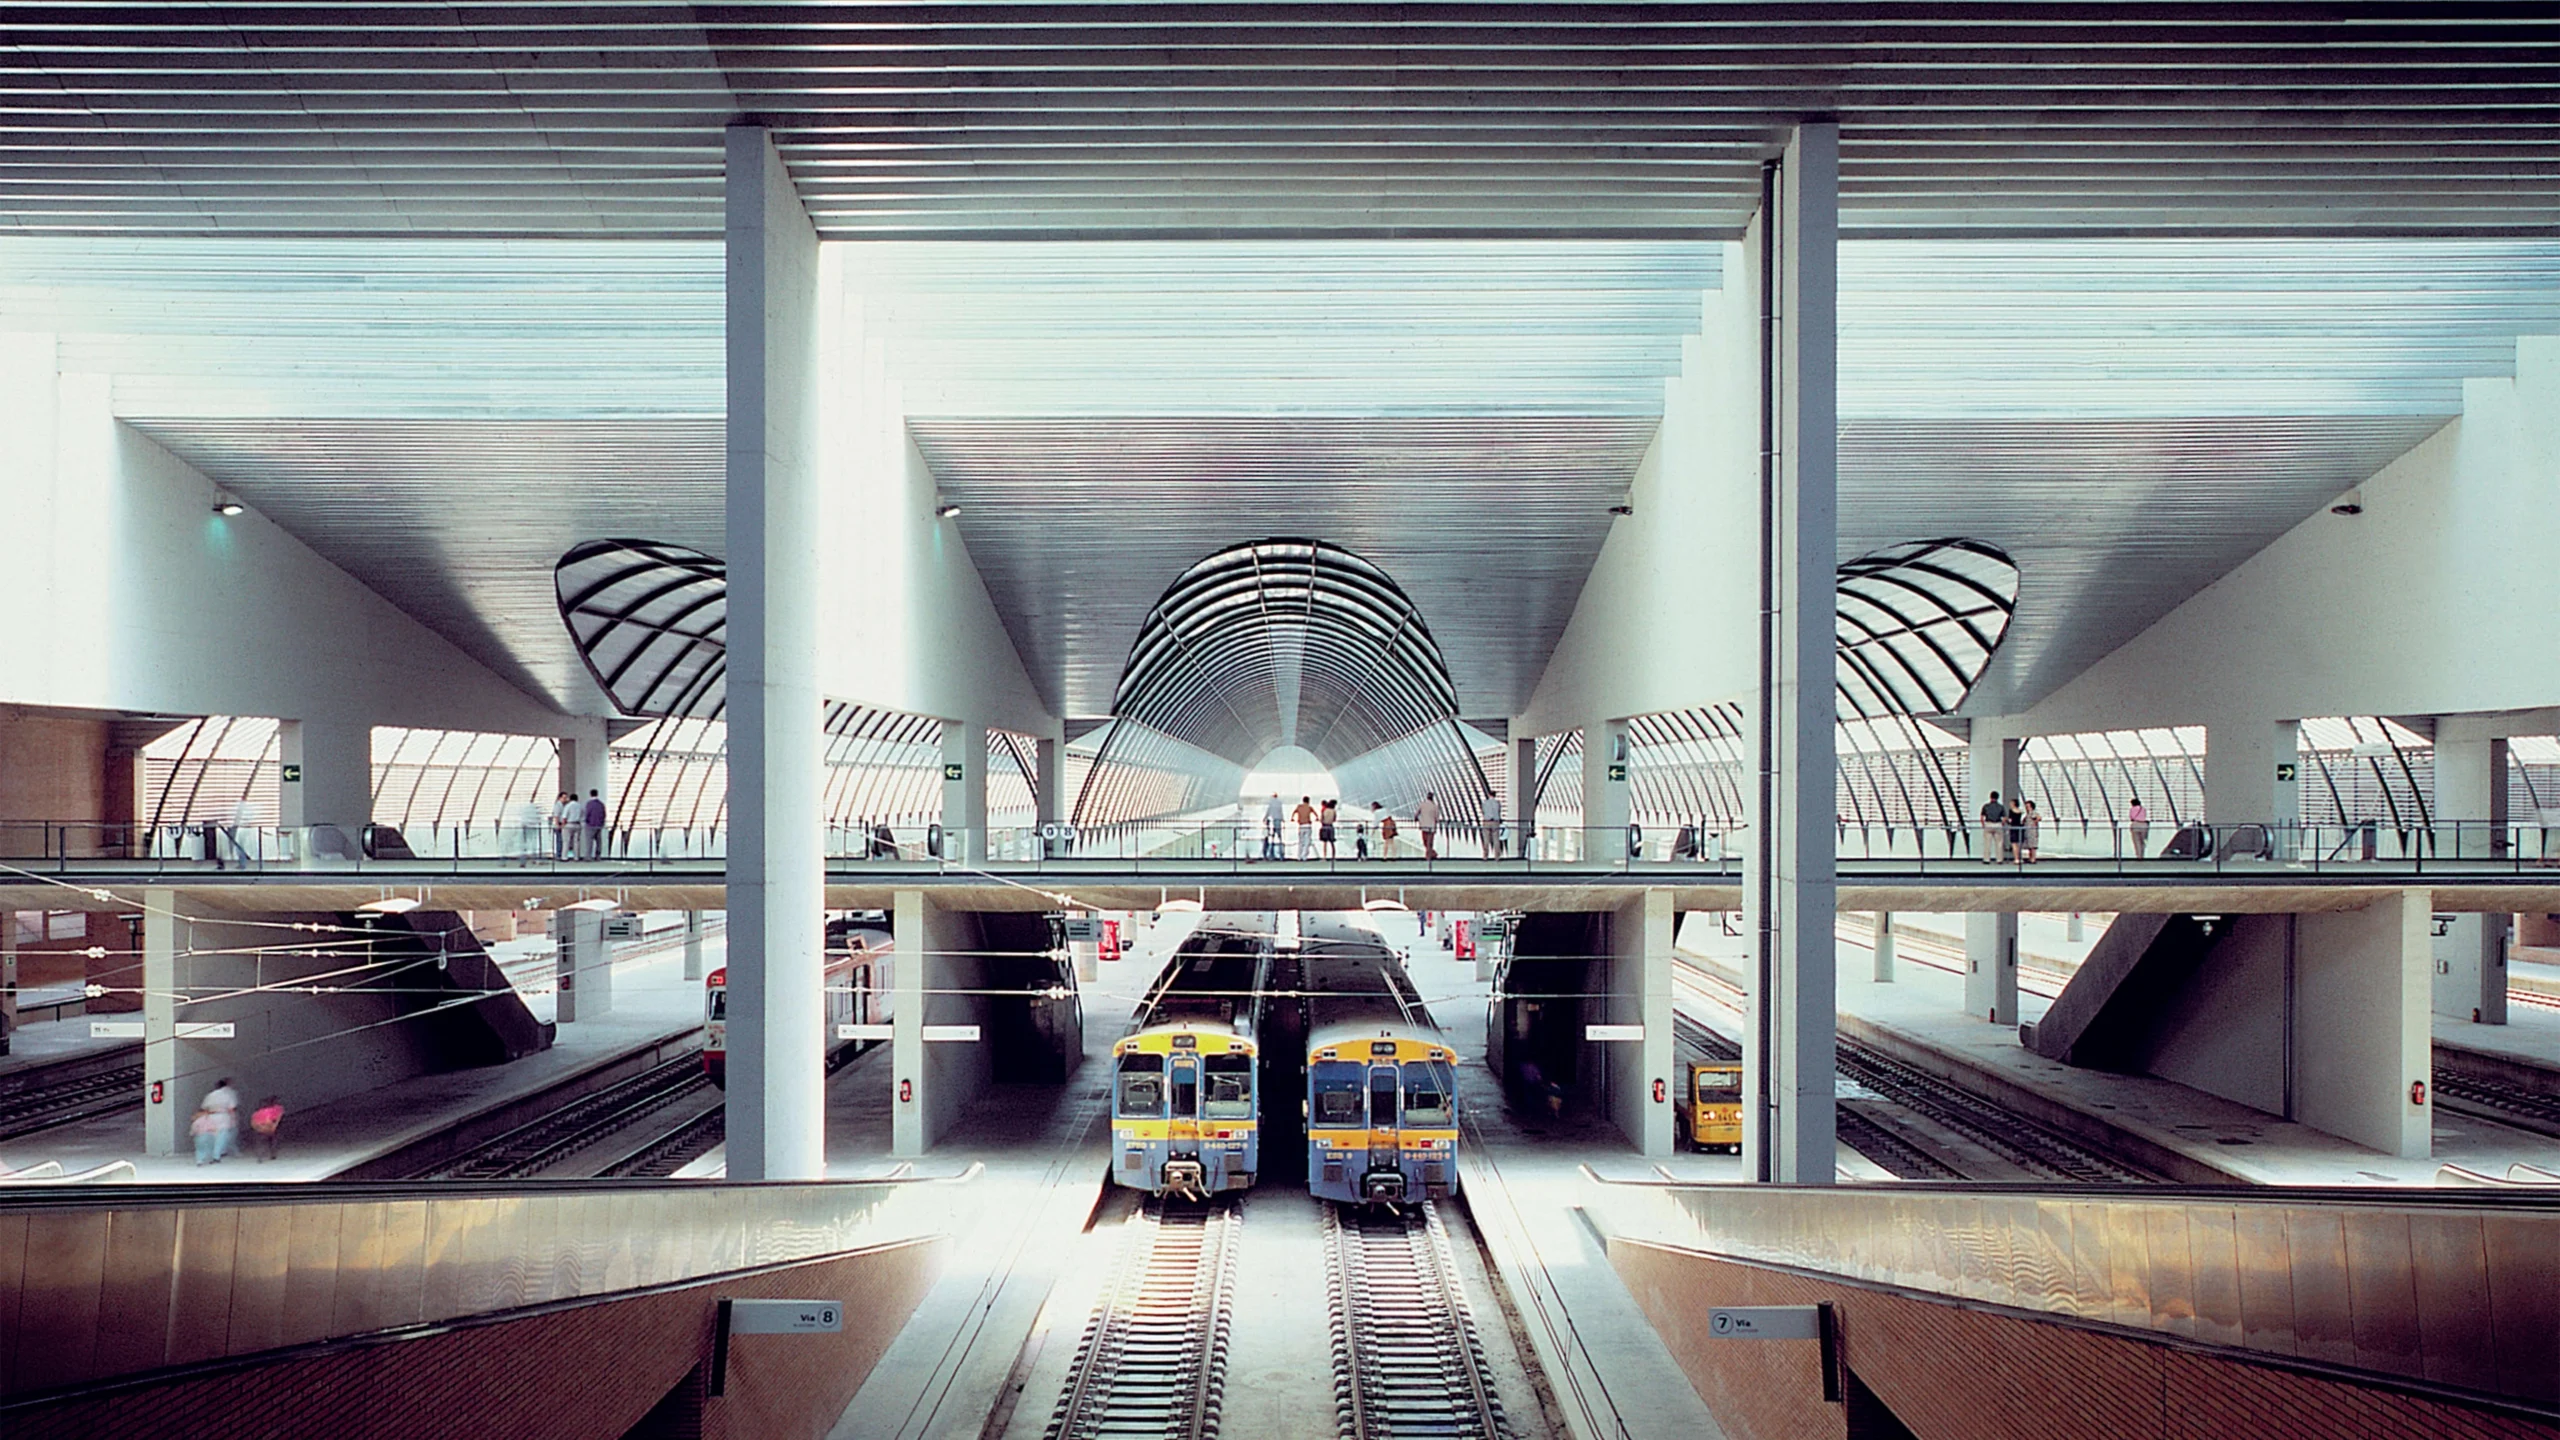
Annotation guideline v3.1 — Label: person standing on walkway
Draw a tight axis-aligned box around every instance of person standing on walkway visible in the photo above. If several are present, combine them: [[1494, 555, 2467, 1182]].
[[191, 1105, 223, 1165], [1379, 805, 1399, 859], [2021, 800, 2042, 863], [1980, 792, 2009, 863], [554, 791, 579, 860], [250, 1095, 285, 1161], [201, 1076, 242, 1163], [1482, 792, 1504, 858], [582, 788, 607, 860], [1293, 796, 1317, 859], [1262, 793, 1285, 860], [1318, 799, 1339, 859], [2126, 797, 2150, 859], [1417, 792, 1441, 860]]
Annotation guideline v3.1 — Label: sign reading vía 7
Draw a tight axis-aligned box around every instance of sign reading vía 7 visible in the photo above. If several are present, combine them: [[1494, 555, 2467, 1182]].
[[1707, 1306, 1824, 1339]]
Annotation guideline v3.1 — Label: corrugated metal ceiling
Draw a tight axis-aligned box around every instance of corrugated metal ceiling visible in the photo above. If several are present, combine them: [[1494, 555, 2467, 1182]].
[[6, 3, 2560, 238], [5, 233, 2551, 726]]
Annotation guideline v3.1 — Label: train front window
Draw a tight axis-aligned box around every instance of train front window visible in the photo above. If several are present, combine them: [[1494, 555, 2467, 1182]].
[[1117, 1053, 1166, 1117], [1402, 1060, 1455, 1126], [1368, 1067, 1401, 1131], [1202, 1054, 1254, 1119], [706, 990, 725, 1022], [1310, 1061, 1366, 1128], [1170, 1058, 1199, 1119]]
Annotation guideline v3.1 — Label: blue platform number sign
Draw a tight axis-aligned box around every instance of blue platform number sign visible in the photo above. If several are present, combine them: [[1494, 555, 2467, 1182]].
[[944, 762, 965, 781], [280, 763, 302, 783], [2275, 762, 2298, 783], [1606, 762, 1628, 782]]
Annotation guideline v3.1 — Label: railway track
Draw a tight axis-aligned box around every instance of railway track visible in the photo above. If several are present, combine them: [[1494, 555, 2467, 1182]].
[[1671, 972, 2156, 1183], [407, 1053, 711, 1180], [0, 1055, 141, 1144], [1324, 1203, 1511, 1440], [1045, 1198, 1240, 1440], [2433, 1072, 2560, 1141]]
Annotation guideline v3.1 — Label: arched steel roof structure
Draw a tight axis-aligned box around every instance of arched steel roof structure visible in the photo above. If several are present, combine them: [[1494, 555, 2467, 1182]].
[[555, 538, 728, 721], [1836, 538, 2019, 724], [1076, 538, 1492, 825]]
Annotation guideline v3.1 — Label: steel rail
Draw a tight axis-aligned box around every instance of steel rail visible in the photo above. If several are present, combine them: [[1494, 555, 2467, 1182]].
[[1324, 1202, 1510, 1440]]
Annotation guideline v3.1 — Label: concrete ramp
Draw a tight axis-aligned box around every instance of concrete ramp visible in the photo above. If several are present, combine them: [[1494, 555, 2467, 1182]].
[[370, 909, 556, 1063], [2023, 912, 2203, 1066]]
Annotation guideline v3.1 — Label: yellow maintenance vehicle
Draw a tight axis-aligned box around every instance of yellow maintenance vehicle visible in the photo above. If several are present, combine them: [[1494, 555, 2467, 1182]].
[[1676, 1061, 1744, 1152]]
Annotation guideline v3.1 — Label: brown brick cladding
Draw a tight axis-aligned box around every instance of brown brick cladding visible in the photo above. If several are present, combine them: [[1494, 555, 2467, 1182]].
[[1611, 1238, 2560, 1440], [8, 1236, 942, 1440]]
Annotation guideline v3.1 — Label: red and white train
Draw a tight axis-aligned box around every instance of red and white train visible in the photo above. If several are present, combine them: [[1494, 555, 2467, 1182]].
[[703, 914, 893, 1086]]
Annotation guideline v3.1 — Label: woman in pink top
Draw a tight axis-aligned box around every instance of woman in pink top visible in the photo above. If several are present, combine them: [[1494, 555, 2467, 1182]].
[[2127, 798, 2150, 859]]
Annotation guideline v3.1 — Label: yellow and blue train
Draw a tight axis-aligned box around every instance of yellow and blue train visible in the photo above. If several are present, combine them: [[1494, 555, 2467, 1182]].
[[1109, 929, 1271, 1198], [1298, 923, 1462, 1207]]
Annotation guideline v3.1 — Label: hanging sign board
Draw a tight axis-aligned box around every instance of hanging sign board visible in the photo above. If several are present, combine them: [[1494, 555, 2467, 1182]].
[[838, 1023, 894, 1041], [1063, 916, 1102, 942], [1583, 1023, 1646, 1042], [92, 1021, 234, 1039]]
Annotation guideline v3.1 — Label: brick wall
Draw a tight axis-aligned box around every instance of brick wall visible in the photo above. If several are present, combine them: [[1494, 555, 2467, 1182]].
[[1611, 1239, 2560, 1440], [10, 1237, 942, 1440]]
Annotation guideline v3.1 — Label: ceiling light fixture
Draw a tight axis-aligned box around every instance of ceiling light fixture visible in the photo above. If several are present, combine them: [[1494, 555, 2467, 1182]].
[[562, 897, 618, 913], [935, 502, 963, 519], [212, 497, 245, 517], [2331, 489, 2364, 516], [358, 896, 421, 914], [1608, 503, 1634, 517]]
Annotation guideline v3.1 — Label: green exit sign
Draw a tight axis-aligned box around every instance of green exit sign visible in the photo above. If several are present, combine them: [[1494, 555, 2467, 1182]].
[[1606, 762, 1628, 782], [2276, 762, 2298, 783], [281, 764, 302, 783], [943, 763, 965, 782]]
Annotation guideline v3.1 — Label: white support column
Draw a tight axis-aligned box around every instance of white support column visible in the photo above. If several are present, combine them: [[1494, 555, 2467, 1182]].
[[557, 724, 611, 858], [1035, 734, 1063, 827], [723, 123, 827, 1181], [277, 717, 371, 861], [1584, 717, 1631, 860], [1510, 733, 1538, 844], [2297, 891, 2433, 1159], [2203, 717, 2300, 834], [1872, 912, 1895, 983], [683, 909, 706, 983], [1967, 726, 2021, 863], [1743, 120, 1839, 1186], [554, 908, 607, 1021], [2436, 729, 2512, 1023], [942, 720, 987, 863], [1966, 911, 2019, 1026], [142, 889, 180, 1156], [893, 887, 927, 1156], [1610, 890, 1676, 1157]]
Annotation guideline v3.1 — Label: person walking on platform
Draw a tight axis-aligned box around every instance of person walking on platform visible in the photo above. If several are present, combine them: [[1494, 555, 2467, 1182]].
[[1417, 792, 1441, 860], [1292, 796, 1317, 859], [582, 789, 607, 860], [1319, 798, 1339, 859], [201, 1077, 241, 1163], [1355, 805, 1372, 859], [2126, 797, 2150, 859], [250, 1095, 285, 1161], [190, 1105, 223, 1165], [1261, 793, 1285, 860], [554, 792, 578, 860], [1980, 792, 2009, 863]]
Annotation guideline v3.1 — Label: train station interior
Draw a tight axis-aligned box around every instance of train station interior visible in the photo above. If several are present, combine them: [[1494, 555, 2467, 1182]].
[[3, 6, 2560, 1438]]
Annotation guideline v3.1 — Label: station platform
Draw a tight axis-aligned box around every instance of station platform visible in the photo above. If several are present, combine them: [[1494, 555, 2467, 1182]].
[[0, 936, 716, 1183], [1677, 923, 2560, 1185]]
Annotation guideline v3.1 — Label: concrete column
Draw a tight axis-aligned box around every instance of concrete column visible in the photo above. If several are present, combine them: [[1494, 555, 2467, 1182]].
[[142, 889, 180, 1156], [1966, 727, 2021, 862], [682, 909, 706, 982], [557, 725, 611, 857], [1510, 732, 1538, 822], [1742, 120, 1839, 1186], [277, 717, 371, 860], [2203, 717, 2301, 832], [1965, 911, 2019, 1025], [2435, 733, 2510, 858], [1872, 911, 1894, 982], [1035, 735, 1063, 827], [942, 720, 987, 863], [554, 908, 607, 1021], [2, 909, 17, 1054], [1608, 890, 1676, 1156], [723, 123, 827, 1181], [892, 889, 994, 1157], [2297, 891, 2432, 1158], [1583, 718, 1631, 860]]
